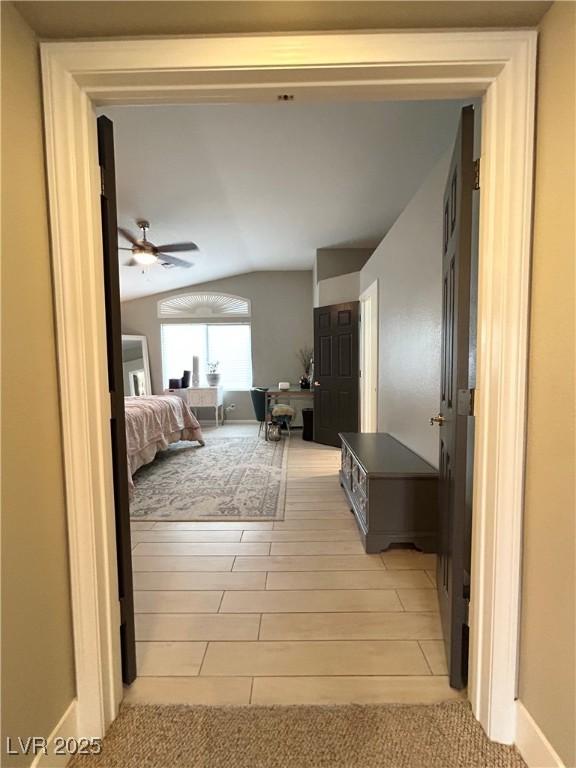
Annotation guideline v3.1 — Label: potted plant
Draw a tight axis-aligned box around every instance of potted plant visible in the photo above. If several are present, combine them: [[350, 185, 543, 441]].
[[297, 346, 314, 389], [206, 361, 220, 386]]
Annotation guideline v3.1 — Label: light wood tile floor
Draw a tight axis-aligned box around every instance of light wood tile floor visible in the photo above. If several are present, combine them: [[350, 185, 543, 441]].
[[125, 426, 463, 707]]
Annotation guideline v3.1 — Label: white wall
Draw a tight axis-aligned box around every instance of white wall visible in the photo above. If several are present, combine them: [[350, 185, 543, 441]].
[[316, 271, 360, 307], [360, 151, 451, 468]]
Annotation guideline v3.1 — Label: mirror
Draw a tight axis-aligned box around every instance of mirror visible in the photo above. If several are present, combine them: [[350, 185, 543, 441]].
[[121, 335, 152, 396]]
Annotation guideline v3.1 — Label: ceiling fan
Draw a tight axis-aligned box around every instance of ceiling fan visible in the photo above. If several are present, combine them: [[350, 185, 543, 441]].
[[118, 220, 198, 269]]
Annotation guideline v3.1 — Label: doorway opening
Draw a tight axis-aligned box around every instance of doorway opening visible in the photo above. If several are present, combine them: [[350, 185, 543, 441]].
[[102, 98, 477, 700], [359, 280, 378, 433], [41, 30, 536, 744]]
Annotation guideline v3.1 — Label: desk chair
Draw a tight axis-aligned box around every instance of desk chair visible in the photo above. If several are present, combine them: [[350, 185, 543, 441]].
[[271, 403, 296, 437], [251, 388, 296, 438], [250, 387, 268, 437]]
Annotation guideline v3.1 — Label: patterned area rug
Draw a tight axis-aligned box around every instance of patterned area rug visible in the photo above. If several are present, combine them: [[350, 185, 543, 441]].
[[129, 437, 287, 521]]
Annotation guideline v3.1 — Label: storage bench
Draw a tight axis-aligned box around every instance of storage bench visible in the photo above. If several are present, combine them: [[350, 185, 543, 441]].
[[339, 432, 438, 554]]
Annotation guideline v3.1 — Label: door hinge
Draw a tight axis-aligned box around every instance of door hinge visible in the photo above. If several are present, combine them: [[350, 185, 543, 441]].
[[473, 158, 480, 191], [457, 388, 475, 417], [100, 164, 105, 195]]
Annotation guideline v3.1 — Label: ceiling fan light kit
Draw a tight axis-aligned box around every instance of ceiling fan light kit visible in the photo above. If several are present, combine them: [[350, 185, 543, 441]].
[[118, 219, 198, 269], [132, 251, 157, 267]]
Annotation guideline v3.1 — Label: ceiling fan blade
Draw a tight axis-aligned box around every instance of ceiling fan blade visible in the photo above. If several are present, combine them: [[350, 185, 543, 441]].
[[118, 227, 140, 246], [155, 242, 198, 252], [158, 253, 194, 268]]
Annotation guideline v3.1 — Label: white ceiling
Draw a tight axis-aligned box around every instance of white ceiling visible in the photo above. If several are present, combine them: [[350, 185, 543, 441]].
[[101, 101, 465, 300]]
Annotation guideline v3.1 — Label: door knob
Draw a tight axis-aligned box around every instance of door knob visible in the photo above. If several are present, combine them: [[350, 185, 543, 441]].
[[313, 381, 320, 387], [430, 414, 445, 426]]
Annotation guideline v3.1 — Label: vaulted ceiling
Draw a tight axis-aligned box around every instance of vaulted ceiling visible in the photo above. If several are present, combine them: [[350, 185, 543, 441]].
[[101, 100, 467, 300]]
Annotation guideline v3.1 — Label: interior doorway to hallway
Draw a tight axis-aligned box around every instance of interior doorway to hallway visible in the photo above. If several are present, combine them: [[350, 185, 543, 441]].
[[102, 97, 474, 700], [41, 30, 536, 744]]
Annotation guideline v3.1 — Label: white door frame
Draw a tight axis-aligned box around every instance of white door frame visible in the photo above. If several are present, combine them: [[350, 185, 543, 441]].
[[359, 280, 379, 432], [41, 30, 536, 743]]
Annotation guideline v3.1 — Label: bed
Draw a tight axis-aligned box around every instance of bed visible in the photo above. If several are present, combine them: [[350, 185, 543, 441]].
[[124, 395, 204, 485]]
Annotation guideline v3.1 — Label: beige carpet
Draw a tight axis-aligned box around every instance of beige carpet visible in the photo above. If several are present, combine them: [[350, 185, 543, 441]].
[[70, 701, 526, 768]]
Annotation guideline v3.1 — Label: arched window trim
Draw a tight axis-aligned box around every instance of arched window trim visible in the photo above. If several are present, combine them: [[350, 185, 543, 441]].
[[158, 292, 251, 319]]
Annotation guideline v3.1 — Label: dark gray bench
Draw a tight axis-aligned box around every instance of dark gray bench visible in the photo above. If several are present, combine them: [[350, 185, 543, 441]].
[[339, 432, 438, 554]]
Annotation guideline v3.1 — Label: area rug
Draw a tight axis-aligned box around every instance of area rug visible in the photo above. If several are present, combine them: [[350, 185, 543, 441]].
[[69, 701, 526, 768], [129, 437, 287, 521]]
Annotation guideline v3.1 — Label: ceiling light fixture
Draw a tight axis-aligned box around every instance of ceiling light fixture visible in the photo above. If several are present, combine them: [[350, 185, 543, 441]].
[[118, 219, 198, 270], [132, 251, 157, 266]]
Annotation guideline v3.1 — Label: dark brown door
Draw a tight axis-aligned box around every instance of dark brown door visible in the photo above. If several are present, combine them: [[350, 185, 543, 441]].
[[313, 302, 359, 447], [97, 115, 137, 684], [436, 105, 477, 689]]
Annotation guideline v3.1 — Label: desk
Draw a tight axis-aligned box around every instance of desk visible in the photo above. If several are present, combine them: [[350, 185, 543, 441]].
[[264, 388, 313, 440]]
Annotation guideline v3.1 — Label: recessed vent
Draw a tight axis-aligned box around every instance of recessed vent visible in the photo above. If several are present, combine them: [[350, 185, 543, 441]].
[[158, 292, 251, 319]]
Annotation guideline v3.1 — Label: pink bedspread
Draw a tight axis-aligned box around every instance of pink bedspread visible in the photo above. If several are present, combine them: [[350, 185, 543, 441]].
[[124, 395, 204, 482]]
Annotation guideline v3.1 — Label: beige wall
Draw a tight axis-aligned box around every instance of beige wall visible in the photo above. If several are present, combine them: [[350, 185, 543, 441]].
[[14, 1, 552, 38], [316, 248, 374, 283], [316, 272, 361, 307], [1, 4, 76, 766], [314, 248, 374, 307], [121, 271, 313, 421], [518, 3, 576, 765]]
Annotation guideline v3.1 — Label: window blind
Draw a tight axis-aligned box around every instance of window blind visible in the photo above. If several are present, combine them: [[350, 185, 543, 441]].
[[161, 323, 253, 391]]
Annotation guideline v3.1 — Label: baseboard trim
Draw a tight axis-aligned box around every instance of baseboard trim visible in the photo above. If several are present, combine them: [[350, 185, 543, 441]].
[[31, 699, 78, 768], [515, 701, 566, 768]]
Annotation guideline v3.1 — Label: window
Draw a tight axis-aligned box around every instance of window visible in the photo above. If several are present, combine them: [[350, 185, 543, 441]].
[[158, 292, 251, 319], [161, 323, 253, 391]]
